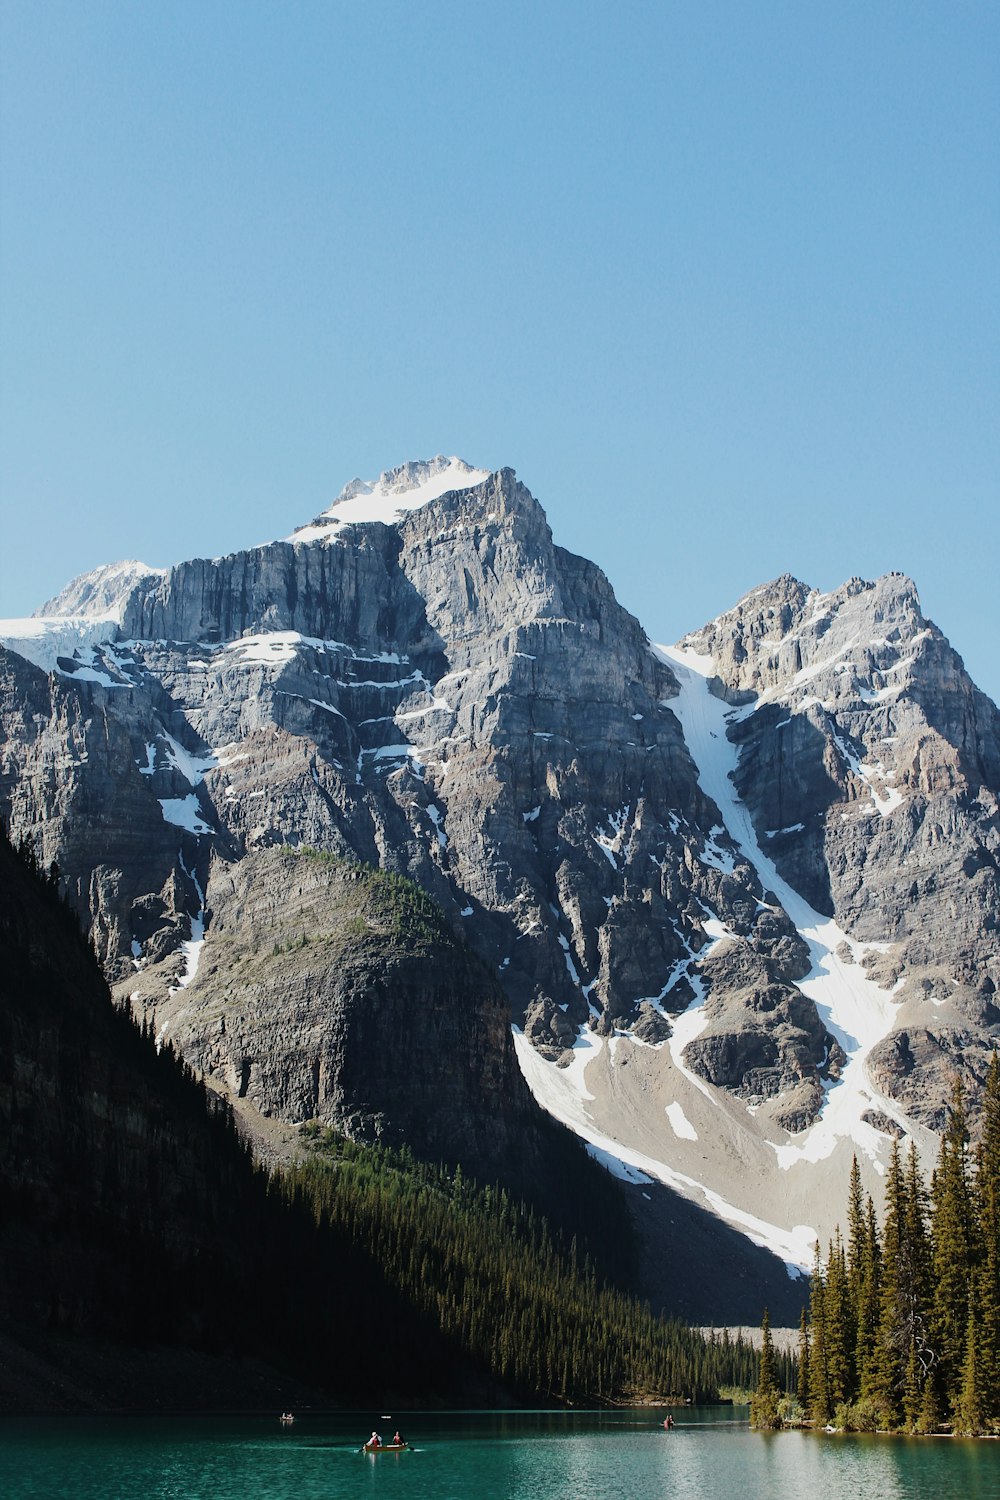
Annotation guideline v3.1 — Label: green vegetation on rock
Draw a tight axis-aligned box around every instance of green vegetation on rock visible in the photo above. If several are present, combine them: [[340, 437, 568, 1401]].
[[280, 846, 452, 946]]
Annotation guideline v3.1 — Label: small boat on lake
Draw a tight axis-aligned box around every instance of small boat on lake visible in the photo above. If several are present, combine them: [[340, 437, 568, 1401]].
[[363, 1428, 409, 1453]]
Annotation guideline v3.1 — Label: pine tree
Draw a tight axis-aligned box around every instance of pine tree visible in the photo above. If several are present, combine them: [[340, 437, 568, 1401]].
[[846, 1155, 865, 1307], [930, 1080, 974, 1411], [808, 1243, 832, 1425], [856, 1193, 881, 1399], [955, 1297, 984, 1436], [824, 1229, 853, 1408], [797, 1305, 811, 1413], [869, 1142, 906, 1426], [750, 1308, 782, 1429], [902, 1139, 935, 1421], [902, 1341, 924, 1432], [917, 1372, 941, 1436]]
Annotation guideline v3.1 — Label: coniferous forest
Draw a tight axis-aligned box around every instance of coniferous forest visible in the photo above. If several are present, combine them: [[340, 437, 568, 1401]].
[[753, 1061, 1000, 1436], [286, 1127, 787, 1403]]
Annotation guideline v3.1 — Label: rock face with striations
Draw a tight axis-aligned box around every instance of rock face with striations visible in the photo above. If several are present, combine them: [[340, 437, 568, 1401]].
[[1, 466, 830, 1117], [138, 844, 546, 1185], [3, 456, 999, 1269], [682, 572, 1000, 1128]]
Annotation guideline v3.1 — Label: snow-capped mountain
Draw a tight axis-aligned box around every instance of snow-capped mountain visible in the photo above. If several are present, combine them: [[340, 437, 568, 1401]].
[[287, 456, 491, 541], [1, 460, 997, 1299], [35, 558, 167, 619], [0, 560, 166, 673]]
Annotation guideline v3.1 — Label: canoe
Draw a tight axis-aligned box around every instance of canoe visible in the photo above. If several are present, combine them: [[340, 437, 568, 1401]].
[[363, 1441, 408, 1452]]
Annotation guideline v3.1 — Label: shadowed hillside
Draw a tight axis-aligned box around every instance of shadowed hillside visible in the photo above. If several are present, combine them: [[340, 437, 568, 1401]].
[[0, 824, 782, 1410]]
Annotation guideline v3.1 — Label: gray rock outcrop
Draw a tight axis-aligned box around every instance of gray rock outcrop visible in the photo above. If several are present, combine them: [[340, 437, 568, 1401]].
[[684, 572, 1000, 1124], [138, 845, 540, 1181]]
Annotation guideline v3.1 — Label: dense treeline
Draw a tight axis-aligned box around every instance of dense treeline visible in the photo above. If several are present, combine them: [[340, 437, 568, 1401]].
[[286, 1127, 781, 1403], [755, 1060, 1000, 1435], [2, 821, 774, 1407]]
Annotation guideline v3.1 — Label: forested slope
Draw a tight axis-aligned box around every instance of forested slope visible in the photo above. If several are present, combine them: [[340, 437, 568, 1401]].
[[0, 825, 773, 1409]]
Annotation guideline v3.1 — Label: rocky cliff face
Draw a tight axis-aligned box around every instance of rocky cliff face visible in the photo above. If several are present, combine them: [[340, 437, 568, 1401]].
[[683, 572, 1000, 1128], [135, 845, 546, 1185], [2, 458, 998, 1273]]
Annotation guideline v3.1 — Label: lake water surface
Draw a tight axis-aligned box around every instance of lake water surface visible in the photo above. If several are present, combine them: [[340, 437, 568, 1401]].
[[3, 1405, 999, 1500]]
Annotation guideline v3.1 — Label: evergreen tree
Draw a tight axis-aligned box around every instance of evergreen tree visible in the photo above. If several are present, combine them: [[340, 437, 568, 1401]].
[[856, 1193, 881, 1399], [797, 1305, 810, 1413], [902, 1340, 924, 1432], [869, 1142, 906, 1425], [846, 1155, 865, 1305], [916, 1371, 941, 1436], [824, 1229, 853, 1408], [750, 1308, 782, 1429], [808, 1243, 832, 1424], [930, 1080, 974, 1411], [955, 1297, 984, 1437], [902, 1139, 935, 1421]]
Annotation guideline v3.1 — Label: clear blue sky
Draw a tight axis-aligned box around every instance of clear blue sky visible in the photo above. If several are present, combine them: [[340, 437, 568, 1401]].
[[2, 2, 998, 696]]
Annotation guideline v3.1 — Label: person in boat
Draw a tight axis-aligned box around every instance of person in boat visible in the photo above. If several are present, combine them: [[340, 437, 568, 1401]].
[[369, 1431, 382, 1448], [392, 1431, 404, 1447]]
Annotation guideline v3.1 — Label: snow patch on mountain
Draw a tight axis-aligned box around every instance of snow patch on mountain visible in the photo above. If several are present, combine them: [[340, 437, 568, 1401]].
[[655, 642, 915, 1168], [53, 657, 126, 689], [665, 1102, 698, 1141], [172, 857, 207, 993], [586, 1145, 653, 1184], [161, 732, 217, 786], [159, 794, 214, 835], [289, 456, 491, 542], [0, 616, 123, 672], [512, 1026, 815, 1272], [593, 806, 633, 869], [700, 825, 738, 873], [828, 725, 904, 817]]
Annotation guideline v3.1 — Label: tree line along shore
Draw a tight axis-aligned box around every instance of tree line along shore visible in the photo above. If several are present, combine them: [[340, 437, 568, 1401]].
[[752, 1059, 1000, 1437]]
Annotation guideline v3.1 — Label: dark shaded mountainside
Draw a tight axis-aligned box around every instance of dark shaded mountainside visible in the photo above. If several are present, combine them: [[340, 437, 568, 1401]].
[[0, 825, 781, 1410], [0, 823, 448, 1409]]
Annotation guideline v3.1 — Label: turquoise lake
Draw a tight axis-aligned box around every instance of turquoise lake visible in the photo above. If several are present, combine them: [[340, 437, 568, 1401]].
[[3, 1406, 999, 1500]]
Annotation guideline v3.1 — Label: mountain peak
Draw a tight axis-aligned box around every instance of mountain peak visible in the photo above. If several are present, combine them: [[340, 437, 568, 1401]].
[[288, 456, 492, 544], [34, 560, 166, 621]]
